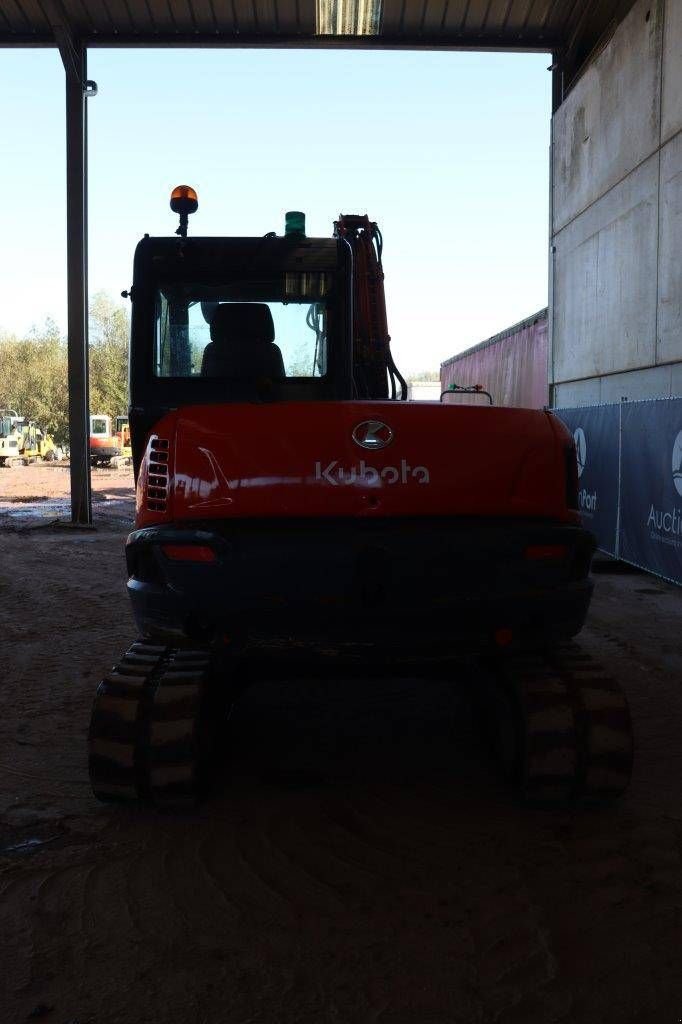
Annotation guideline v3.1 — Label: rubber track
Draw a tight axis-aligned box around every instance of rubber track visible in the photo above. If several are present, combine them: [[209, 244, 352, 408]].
[[494, 640, 634, 805], [88, 641, 212, 808]]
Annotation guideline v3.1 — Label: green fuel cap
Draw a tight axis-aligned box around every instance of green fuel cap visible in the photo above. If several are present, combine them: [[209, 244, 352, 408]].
[[285, 211, 306, 237]]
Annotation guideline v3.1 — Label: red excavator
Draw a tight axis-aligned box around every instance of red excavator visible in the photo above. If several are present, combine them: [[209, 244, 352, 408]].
[[88, 187, 633, 808], [89, 414, 122, 466]]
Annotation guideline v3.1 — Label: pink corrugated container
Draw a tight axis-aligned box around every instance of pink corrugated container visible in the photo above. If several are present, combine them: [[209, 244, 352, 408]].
[[440, 309, 548, 409]]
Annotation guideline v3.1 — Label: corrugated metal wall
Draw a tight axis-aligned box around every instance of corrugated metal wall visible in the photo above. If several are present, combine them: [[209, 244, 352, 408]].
[[440, 309, 548, 408]]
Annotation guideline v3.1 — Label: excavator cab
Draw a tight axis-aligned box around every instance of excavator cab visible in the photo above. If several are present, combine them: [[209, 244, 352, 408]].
[[128, 232, 352, 470], [0, 410, 24, 467], [128, 206, 406, 471]]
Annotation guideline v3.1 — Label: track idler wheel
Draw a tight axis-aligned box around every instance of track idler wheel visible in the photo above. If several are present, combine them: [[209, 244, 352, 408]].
[[480, 641, 634, 805], [88, 641, 223, 808]]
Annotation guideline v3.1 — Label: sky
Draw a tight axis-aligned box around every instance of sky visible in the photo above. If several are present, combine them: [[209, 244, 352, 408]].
[[0, 47, 551, 374]]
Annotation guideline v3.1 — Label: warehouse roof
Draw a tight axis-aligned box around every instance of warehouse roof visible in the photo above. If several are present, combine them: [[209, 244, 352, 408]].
[[2, 0, 635, 62]]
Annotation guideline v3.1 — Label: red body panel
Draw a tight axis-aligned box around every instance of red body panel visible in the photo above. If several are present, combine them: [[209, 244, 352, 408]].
[[135, 402, 579, 529], [90, 435, 118, 450]]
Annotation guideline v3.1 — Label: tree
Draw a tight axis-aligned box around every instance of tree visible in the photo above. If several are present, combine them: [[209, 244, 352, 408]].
[[407, 369, 440, 382], [0, 293, 130, 446], [0, 321, 69, 444], [88, 291, 130, 424]]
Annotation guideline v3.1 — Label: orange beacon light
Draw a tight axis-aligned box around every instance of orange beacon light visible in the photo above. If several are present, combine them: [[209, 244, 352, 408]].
[[170, 185, 198, 237]]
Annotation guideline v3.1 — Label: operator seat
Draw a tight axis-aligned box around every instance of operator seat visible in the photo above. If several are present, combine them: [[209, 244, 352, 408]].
[[201, 303, 285, 386]]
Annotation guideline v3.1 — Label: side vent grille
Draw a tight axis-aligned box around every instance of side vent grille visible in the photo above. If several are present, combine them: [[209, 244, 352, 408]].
[[147, 437, 170, 513]]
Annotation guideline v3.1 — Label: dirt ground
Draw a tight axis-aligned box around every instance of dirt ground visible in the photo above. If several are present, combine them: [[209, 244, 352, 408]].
[[0, 463, 135, 521], [1, 476, 682, 1024]]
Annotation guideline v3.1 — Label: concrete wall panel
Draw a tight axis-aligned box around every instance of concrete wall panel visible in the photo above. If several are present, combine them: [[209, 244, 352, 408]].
[[553, 378, 602, 407], [553, 154, 658, 382], [661, 0, 682, 143], [555, 364, 678, 408], [599, 364, 673, 402], [553, 0, 663, 234], [671, 362, 682, 397], [657, 130, 682, 364]]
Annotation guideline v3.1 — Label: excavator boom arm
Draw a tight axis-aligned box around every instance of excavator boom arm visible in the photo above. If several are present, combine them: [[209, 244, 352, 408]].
[[335, 214, 407, 401]]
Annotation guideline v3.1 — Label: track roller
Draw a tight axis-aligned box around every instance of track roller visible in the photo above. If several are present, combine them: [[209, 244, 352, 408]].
[[479, 640, 634, 805], [88, 641, 225, 808]]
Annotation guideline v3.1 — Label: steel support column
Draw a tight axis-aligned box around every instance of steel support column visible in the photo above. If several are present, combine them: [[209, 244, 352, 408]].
[[64, 43, 92, 525]]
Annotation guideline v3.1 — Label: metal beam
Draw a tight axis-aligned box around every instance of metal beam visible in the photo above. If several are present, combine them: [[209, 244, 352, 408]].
[[0, 31, 561, 51], [43, 0, 82, 81], [44, 1, 96, 524], [63, 39, 93, 525]]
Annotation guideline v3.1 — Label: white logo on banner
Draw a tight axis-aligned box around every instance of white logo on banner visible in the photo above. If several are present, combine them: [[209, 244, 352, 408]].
[[572, 425, 596, 513], [574, 427, 586, 478], [645, 428, 682, 546], [673, 430, 682, 498]]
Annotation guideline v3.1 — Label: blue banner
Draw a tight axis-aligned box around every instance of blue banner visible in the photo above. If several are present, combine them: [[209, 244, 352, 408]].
[[554, 397, 682, 586], [553, 405, 620, 557], [619, 398, 682, 585]]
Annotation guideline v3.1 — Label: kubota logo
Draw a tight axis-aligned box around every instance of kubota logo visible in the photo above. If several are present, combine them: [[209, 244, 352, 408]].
[[352, 420, 394, 450], [315, 459, 430, 486], [673, 430, 682, 497], [574, 427, 586, 478]]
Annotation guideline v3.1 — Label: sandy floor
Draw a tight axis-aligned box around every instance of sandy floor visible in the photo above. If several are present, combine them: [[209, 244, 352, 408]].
[[1, 492, 682, 1024]]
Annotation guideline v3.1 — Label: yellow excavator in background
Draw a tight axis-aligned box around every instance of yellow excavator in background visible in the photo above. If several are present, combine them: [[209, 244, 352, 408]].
[[0, 410, 60, 467], [115, 416, 132, 461]]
